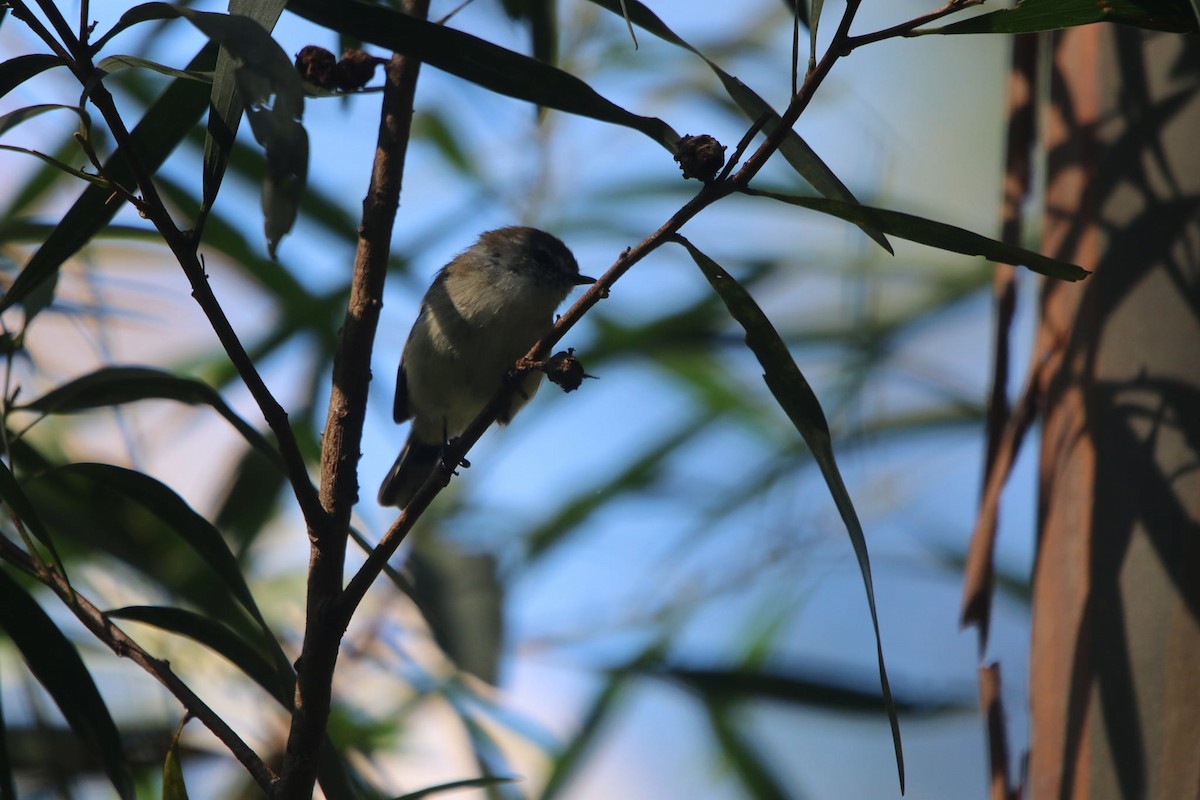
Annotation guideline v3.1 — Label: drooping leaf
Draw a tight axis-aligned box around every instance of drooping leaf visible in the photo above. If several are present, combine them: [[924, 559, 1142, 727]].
[[675, 237, 904, 793], [0, 103, 87, 137], [584, 0, 890, 252], [745, 188, 1090, 280], [199, 0, 286, 232], [30, 464, 268, 633], [0, 567, 135, 800], [17, 366, 282, 468], [0, 54, 64, 101], [285, 0, 680, 153], [929, 0, 1197, 34], [161, 726, 190, 800]]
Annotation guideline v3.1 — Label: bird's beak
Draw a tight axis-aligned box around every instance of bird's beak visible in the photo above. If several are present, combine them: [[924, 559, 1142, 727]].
[[574, 274, 597, 285]]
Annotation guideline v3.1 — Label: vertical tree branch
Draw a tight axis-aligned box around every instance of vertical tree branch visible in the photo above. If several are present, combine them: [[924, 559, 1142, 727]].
[[274, 2, 430, 796]]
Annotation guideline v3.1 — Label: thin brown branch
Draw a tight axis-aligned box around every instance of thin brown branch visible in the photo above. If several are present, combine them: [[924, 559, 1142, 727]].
[[0, 537, 276, 791], [845, 0, 984, 51], [273, 2, 431, 796]]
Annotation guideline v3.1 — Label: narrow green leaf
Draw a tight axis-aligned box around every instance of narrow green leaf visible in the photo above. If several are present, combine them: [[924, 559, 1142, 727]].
[[0, 458, 64, 571], [94, 55, 213, 83], [108, 606, 290, 705], [929, 0, 1197, 34], [161, 726, 190, 800], [0, 103, 86, 137], [704, 699, 791, 800], [0, 42, 218, 318], [285, 0, 680, 153], [746, 188, 1090, 280], [675, 237, 904, 793], [0, 54, 64, 101], [0, 567, 135, 800], [584, 0, 890, 252], [17, 366, 283, 468], [393, 776, 518, 800], [0, 144, 111, 187], [49, 464, 268, 629]]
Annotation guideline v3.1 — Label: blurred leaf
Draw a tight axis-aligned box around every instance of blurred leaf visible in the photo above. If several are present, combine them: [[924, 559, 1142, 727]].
[[17, 366, 283, 469], [929, 0, 1198, 33], [108, 605, 290, 705], [0, 54, 63, 101], [540, 645, 662, 800], [746, 188, 1090, 280], [703, 698, 793, 800], [0, 458, 64, 571], [0, 42, 219, 319], [0, 658, 14, 800], [656, 664, 968, 715], [675, 237, 904, 793], [409, 538, 504, 684], [286, 0, 681, 153], [585, 0, 890, 252], [394, 776, 518, 800], [161, 727, 189, 800], [214, 445, 288, 553], [0, 567, 135, 800]]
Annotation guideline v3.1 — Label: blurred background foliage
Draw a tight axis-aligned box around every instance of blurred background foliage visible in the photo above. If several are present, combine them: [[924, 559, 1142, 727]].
[[0, 0, 1083, 797]]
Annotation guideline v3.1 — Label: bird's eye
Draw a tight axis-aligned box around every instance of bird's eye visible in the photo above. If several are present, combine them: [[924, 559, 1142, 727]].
[[531, 248, 555, 271]]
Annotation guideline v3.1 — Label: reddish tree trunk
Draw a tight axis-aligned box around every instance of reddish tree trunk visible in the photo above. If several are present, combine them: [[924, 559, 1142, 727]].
[[1030, 25, 1200, 800]]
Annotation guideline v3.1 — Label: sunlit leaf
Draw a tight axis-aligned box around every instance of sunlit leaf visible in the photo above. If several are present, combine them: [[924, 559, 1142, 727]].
[[675, 237, 904, 793], [0, 567, 135, 800], [161, 727, 190, 800]]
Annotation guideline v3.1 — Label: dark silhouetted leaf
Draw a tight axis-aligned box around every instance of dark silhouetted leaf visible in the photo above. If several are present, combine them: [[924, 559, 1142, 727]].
[[0, 54, 64, 101], [108, 606, 289, 705], [746, 188, 1089, 280], [18, 366, 282, 468], [0, 568, 135, 800], [676, 237, 904, 793], [584, 0, 890, 252], [286, 0, 680, 153], [0, 458, 63, 570], [929, 0, 1197, 34]]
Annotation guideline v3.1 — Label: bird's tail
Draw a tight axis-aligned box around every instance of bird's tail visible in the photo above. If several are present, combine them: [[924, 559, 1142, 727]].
[[377, 437, 442, 508]]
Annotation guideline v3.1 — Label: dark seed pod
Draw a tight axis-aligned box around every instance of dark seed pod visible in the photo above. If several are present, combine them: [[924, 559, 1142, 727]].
[[544, 349, 591, 393], [295, 45, 337, 90], [333, 49, 382, 91], [674, 134, 727, 182]]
